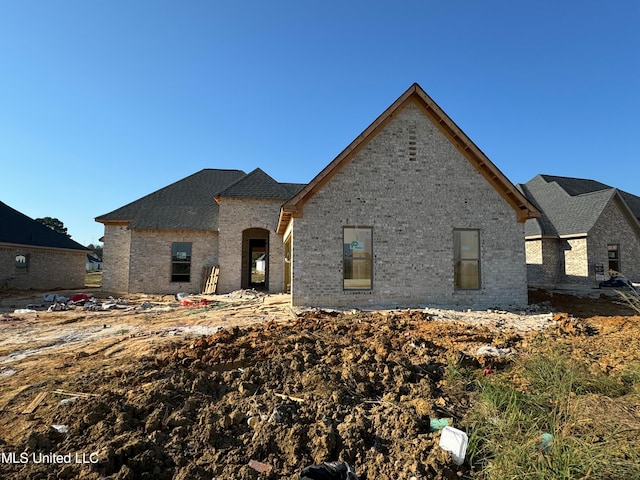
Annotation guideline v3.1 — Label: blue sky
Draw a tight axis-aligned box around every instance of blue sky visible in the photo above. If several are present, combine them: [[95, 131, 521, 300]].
[[1, 1, 638, 246]]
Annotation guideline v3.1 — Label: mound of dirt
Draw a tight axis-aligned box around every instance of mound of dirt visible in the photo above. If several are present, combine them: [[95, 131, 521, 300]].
[[1, 288, 638, 479], [1, 311, 513, 480]]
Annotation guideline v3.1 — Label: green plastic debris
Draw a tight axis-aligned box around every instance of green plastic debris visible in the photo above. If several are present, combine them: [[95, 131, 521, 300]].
[[429, 418, 451, 432]]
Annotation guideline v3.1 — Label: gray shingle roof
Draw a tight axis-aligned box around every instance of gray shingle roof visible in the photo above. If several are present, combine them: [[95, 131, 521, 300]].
[[96, 168, 308, 231], [521, 175, 640, 237], [96, 169, 247, 230], [0, 201, 89, 251], [620, 191, 640, 220], [214, 168, 301, 200], [538, 175, 612, 196], [280, 182, 307, 197]]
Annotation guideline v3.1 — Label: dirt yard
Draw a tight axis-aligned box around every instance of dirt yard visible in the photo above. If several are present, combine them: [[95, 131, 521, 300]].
[[0, 287, 638, 479]]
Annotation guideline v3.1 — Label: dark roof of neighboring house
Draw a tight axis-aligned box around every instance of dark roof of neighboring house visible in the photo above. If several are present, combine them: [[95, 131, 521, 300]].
[[519, 174, 640, 237], [96, 168, 306, 231], [277, 83, 540, 234], [0, 201, 89, 251], [214, 168, 304, 201]]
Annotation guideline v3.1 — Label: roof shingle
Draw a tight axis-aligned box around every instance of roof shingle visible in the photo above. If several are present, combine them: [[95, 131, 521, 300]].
[[521, 174, 640, 237], [0, 201, 89, 251], [214, 168, 299, 200], [96, 168, 307, 231]]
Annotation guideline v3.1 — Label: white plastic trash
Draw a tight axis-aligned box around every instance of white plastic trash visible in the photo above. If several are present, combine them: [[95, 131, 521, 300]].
[[439, 426, 468, 466], [51, 425, 69, 433]]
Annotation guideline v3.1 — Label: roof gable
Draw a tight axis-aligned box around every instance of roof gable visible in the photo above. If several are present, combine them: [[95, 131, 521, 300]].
[[0, 201, 89, 251], [277, 83, 539, 234], [522, 174, 640, 237], [214, 168, 296, 201]]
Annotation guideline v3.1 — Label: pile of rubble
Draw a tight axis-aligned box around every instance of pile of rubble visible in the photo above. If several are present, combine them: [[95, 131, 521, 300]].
[[14, 293, 131, 313]]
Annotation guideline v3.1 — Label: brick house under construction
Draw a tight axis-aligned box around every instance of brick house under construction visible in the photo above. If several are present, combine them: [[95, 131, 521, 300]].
[[96, 83, 540, 308], [519, 174, 640, 288]]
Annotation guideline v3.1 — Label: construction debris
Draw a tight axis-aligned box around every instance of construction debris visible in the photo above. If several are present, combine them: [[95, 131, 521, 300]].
[[0, 288, 638, 479], [21, 391, 47, 415]]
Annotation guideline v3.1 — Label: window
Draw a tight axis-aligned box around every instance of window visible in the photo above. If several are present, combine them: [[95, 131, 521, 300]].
[[608, 244, 620, 275], [15, 254, 29, 273], [171, 242, 192, 282], [343, 227, 373, 290], [454, 229, 480, 289]]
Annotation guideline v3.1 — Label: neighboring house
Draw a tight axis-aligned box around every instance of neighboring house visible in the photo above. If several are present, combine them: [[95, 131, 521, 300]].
[[0, 201, 89, 290], [519, 174, 640, 288], [86, 254, 103, 271], [95, 168, 304, 294], [276, 83, 539, 308], [254, 254, 266, 274], [97, 83, 540, 308]]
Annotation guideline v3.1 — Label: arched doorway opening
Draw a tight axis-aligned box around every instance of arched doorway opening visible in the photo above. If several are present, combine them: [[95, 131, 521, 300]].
[[241, 228, 269, 290]]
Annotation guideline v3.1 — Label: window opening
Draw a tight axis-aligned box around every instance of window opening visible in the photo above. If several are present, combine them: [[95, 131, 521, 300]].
[[608, 244, 620, 275], [343, 227, 373, 290], [454, 229, 480, 289], [171, 242, 192, 283], [15, 254, 29, 274]]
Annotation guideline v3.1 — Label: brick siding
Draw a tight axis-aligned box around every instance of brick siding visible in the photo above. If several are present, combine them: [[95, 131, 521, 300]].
[[588, 196, 640, 283], [289, 101, 527, 309], [525, 195, 640, 287], [525, 238, 561, 287], [101, 199, 286, 295], [126, 229, 219, 294], [101, 225, 131, 293], [217, 198, 285, 294], [0, 245, 86, 290]]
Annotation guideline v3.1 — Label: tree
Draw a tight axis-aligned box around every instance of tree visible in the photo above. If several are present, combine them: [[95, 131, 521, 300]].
[[87, 243, 103, 260], [35, 217, 71, 238]]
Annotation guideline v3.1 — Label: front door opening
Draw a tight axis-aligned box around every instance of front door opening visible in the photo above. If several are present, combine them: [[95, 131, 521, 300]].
[[242, 228, 269, 291], [284, 236, 292, 293], [248, 238, 267, 290]]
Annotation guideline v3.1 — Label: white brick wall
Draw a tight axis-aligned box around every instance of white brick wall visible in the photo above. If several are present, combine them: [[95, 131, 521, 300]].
[[562, 237, 589, 283], [526, 238, 561, 287], [289, 101, 527, 309], [102, 226, 219, 294], [101, 225, 131, 293], [127, 229, 219, 294], [101, 199, 287, 295], [217, 198, 285, 294]]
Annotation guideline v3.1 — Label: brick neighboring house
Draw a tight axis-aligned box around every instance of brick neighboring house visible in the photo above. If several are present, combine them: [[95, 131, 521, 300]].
[[95, 168, 304, 294], [0, 201, 89, 290], [96, 83, 540, 308], [519, 174, 640, 288], [277, 83, 540, 308]]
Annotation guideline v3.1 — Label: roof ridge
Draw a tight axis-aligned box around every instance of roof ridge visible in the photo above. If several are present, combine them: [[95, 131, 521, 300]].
[[572, 187, 616, 198]]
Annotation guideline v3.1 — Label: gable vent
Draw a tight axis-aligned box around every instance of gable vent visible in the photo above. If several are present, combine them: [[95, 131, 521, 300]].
[[408, 123, 417, 161]]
